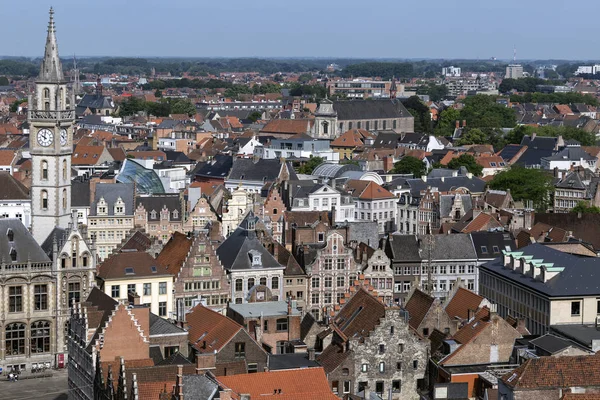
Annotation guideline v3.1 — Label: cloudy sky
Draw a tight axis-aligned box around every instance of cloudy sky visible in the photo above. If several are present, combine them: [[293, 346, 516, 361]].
[[2, 0, 597, 60]]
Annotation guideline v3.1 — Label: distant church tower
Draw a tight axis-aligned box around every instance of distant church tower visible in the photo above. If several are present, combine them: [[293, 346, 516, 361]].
[[314, 98, 338, 139], [29, 8, 75, 244]]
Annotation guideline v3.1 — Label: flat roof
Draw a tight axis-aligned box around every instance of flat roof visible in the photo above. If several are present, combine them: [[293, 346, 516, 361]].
[[550, 324, 600, 349], [228, 301, 301, 318]]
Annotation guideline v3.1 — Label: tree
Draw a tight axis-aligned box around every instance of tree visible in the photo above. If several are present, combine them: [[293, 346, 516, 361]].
[[248, 111, 262, 123], [447, 154, 483, 176], [402, 96, 431, 133], [434, 107, 461, 136], [170, 99, 196, 116], [298, 156, 324, 174], [391, 156, 426, 177], [455, 128, 488, 146], [571, 201, 600, 214], [154, 89, 162, 98], [0, 76, 9, 86], [488, 166, 554, 211], [459, 95, 516, 129]]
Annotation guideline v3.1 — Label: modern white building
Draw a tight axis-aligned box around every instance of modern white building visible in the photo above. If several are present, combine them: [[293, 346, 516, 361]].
[[254, 136, 339, 163], [442, 66, 461, 77], [505, 64, 524, 79]]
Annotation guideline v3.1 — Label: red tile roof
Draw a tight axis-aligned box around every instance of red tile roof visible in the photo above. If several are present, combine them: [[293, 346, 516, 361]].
[[72, 144, 106, 165], [185, 305, 242, 353], [0, 149, 16, 166], [260, 119, 313, 135], [155, 232, 192, 276], [404, 289, 435, 330], [330, 129, 372, 148], [451, 307, 490, 345], [97, 251, 171, 280], [444, 287, 484, 321], [217, 367, 338, 400], [346, 180, 395, 200]]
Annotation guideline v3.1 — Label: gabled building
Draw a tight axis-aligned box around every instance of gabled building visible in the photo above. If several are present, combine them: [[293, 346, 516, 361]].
[[346, 179, 396, 234], [216, 212, 285, 304], [355, 243, 395, 305], [317, 288, 427, 399], [134, 193, 183, 242], [289, 182, 355, 223], [225, 158, 294, 193]]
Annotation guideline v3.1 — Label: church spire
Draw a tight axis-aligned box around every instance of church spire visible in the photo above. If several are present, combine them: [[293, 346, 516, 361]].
[[38, 7, 65, 83]]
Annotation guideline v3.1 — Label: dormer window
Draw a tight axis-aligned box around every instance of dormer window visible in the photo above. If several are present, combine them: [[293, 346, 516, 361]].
[[10, 248, 17, 262], [150, 210, 157, 219], [172, 210, 179, 219], [114, 197, 125, 215], [248, 219, 255, 231], [97, 198, 107, 215], [7, 228, 14, 242], [248, 250, 261, 266]]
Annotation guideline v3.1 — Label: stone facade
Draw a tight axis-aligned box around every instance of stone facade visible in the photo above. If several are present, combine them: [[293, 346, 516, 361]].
[[221, 188, 251, 237], [359, 246, 395, 305], [209, 329, 269, 373], [183, 196, 218, 233], [134, 193, 184, 242]]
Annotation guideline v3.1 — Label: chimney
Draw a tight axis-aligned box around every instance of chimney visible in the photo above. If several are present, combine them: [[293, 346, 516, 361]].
[[308, 348, 315, 361], [455, 120, 460, 129], [176, 365, 184, 400], [531, 132, 536, 141], [383, 156, 394, 172], [196, 352, 216, 373], [219, 390, 232, 400], [421, 175, 427, 183], [462, 119, 466, 128]]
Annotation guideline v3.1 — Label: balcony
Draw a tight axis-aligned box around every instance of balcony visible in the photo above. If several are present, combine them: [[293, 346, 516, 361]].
[[28, 110, 75, 121]]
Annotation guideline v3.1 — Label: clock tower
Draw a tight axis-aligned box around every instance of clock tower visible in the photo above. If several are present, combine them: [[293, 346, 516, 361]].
[[29, 8, 75, 244]]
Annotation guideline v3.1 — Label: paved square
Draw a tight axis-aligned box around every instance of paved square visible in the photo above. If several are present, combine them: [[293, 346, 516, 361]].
[[0, 370, 68, 400]]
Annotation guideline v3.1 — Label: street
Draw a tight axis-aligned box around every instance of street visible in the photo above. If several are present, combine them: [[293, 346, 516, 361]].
[[0, 369, 68, 400]]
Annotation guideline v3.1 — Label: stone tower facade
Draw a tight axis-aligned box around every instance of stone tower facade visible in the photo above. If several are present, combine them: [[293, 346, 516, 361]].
[[29, 7, 75, 244], [314, 98, 338, 139]]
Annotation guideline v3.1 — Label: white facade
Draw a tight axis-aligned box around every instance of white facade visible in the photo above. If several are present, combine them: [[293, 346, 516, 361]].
[[442, 66, 461, 77], [238, 137, 262, 157], [0, 200, 31, 229], [230, 268, 284, 304], [155, 167, 187, 191], [291, 184, 355, 222], [505, 64, 524, 79], [354, 197, 396, 234], [255, 145, 340, 163]]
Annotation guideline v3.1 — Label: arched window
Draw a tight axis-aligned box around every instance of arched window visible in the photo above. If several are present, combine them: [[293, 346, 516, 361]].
[[62, 189, 67, 210], [41, 190, 48, 210], [43, 88, 50, 99], [41, 160, 48, 180], [62, 159, 68, 181], [9, 247, 17, 262], [322, 121, 329, 135], [31, 321, 51, 353], [235, 279, 243, 292], [44, 102, 50, 111], [248, 278, 255, 290], [6, 323, 26, 355], [349, 122, 353, 130]]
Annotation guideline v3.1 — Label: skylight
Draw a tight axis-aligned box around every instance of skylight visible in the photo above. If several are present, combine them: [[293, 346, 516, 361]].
[[124, 267, 135, 275]]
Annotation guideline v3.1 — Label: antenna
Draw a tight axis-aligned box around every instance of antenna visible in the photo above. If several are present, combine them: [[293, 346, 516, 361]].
[[513, 45, 517, 63]]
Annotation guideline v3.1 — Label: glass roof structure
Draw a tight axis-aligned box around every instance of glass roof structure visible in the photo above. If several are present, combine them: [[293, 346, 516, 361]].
[[117, 159, 165, 194], [312, 163, 360, 178]]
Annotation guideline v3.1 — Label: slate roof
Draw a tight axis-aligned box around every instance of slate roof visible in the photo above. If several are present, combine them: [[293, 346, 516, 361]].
[[529, 334, 572, 355], [227, 158, 282, 182], [404, 289, 435, 330], [387, 235, 422, 262], [0, 172, 29, 200], [185, 304, 243, 353], [501, 353, 600, 389], [149, 312, 187, 336], [520, 135, 560, 151], [333, 99, 412, 120], [194, 154, 233, 179], [269, 353, 320, 370], [136, 194, 183, 220], [71, 179, 91, 207], [120, 230, 153, 252], [77, 93, 114, 111], [386, 176, 487, 197], [182, 375, 219, 399], [0, 219, 50, 263], [543, 146, 597, 162], [97, 251, 171, 280], [470, 231, 515, 260], [343, 221, 380, 247], [429, 233, 477, 260], [439, 194, 472, 219], [216, 212, 283, 271], [90, 183, 135, 216], [481, 243, 600, 297], [40, 226, 67, 260]]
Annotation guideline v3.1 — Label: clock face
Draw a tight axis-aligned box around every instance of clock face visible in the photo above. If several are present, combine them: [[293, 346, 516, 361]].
[[60, 129, 68, 146], [37, 129, 54, 147]]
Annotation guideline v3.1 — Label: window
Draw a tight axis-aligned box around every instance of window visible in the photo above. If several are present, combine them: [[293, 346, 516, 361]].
[[423, 328, 429, 336], [111, 285, 120, 298], [324, 258, 332, 270], [379, 362, 385, 373], [276, 318, 288, 331], [159, 301, 167, 317], [235, 342, 246, 357], [337, 276, 345, 287], [379, 344, 385, 354], [248, 278, 255, 290], [361, 364, 369, 372], [396, 362, 402, 370], [30, 320, 51, 353], [41, 190, 48, 210], [143, 283, 151, 296], [263, 320, 269, 331], [272, 277, 279, 289], [337, 258, 345, 269], [312, 277, 320, 288], [63, 159, 68, 180], [572, 301, 581, 316], [9, 286, 22, 312], [34, 285, 48, 311], [392, 380, 401, 393], [467, 279, 475, 291], [41, 160, 48, 180], [459, 265, 465, 274], [332, 381, 339, 394], [127, 283, 136, 294], [247, 363, 258, 373], [413, 360, 419, 369], [311, 293, 319, 305], [481, 246, 488, 254], [325, 277, 332, 288], [6, 323, 26, 355], [234, 279, 243, 292], [399, 343, 404, 353], [68, 282, 81, 305], [324, 293, 332, 304], [376, 381, 384, 395], [159, 282, 167, 294], [343, 381, 351, 394]]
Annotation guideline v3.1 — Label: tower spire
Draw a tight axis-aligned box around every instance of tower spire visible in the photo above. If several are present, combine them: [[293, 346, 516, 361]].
[[38, 7, 65, 82]]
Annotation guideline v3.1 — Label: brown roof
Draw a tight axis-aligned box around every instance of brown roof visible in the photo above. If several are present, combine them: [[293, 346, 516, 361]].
[[445, 287, 484, 321], [404, 289, 435, 330], [502, 353, 600, 389], [317, 342, 349, 374], [119, 231, 153, 252], [185, 305, 242, 353], [330, 129, 372, 148], [0, 149, 16, 166], [562, 394, 600, 400], [97, 251, 171, 280], [0, 172, 29, 200], [260, 119, 313, 135], [127, 150, 167, 161], [217, 367, 338, 400], [72, 144, 106, 165], [333, 288, 385, 339], [346, 180, 395, 200], [107, 147, 127, 162], [155, 232, 192, 276], [190, 181, 221, 197], [477, 155, 506, 168], [451, 307, 490, 345]]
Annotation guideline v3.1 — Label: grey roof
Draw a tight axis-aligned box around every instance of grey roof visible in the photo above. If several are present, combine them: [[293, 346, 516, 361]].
[[0, 219, 50, 263], [269, 353, 320, 370], [76, 93, 114, 114], [228, 301, 301, 318], [343, 221, 380, 247], [555, 171, 586, 190], [520, 135, 560, 151], [136, 194, 182, 221], [216, 212, 284, 271], [71, 179, 91, 207], [387, 234, 422, 262], [333, 99, 412, 120], [428, 168, 461, 178], [529, 334, 572, 354], [429, 233, 477, 260], [149, 312, 187, 336], [386, 176, 487, 198], [90, 183, 135, 216], [227, 158, 282, 182], [195, 154, 233, 179], [156, 351, 193, 366], [40, 226, 67, 260], [470, 231, 515, 260], [439, 194, 472, 219], [433, 383, 469, 400], [37, 9, 65, 83], [182, 375, 219, 400], [480, 243, 600, 297], [550, 324, 600, 350], [542, 146, 597, 162]]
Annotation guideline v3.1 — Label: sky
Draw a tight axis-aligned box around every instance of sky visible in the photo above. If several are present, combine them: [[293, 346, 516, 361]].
[[2, 0, 599, 60]]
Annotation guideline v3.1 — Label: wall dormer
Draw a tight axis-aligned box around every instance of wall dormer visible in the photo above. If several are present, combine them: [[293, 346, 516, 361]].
[[96, 198, 108, 215], [114, 197, 125, 215], [7, 228, 14, 242], [248, 249, 261, 266]]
